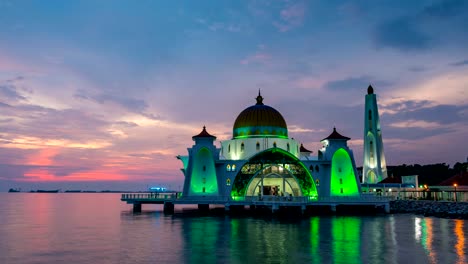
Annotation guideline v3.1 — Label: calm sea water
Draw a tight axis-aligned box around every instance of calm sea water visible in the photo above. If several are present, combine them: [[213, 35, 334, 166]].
[[0, 193, 466, 264]]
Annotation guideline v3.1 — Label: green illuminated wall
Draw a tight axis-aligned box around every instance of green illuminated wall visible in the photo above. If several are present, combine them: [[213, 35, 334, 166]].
[[330, 148, 359, 196], [233, 126, 288, 139], [189, 147, 219, 196]]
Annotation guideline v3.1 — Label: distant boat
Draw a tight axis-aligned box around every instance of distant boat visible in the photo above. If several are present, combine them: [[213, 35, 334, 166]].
[[8, 188, 21, 193], [36, 190, 60, 193]]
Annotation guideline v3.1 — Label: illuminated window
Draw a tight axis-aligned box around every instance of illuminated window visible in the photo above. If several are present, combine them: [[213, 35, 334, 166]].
[[226, 178, 231, 186], [241, 143, 245, 152], [273, 142, 277, 148], [315, 179, 320, 186], [287, 143, 290, 151], [232, 164, 236, 171], [226, 164, 231, 171], [256, 142, 260, 150]]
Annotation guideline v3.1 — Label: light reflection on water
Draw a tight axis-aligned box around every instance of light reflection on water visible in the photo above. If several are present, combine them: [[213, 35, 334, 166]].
[[0, 193, 467, 264]]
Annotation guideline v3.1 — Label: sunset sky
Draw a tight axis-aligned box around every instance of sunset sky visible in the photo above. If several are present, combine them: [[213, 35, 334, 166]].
[[1, 0, 467, 191]]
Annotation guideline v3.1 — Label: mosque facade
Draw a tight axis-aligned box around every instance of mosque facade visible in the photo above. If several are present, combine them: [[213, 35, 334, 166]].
[[177, 92, 362, 200]]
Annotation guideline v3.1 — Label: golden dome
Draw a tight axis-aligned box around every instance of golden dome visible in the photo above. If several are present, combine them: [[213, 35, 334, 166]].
[[233, 92, 288, 139]]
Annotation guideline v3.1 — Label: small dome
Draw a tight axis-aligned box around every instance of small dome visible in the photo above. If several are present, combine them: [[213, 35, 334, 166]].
[[233, 92, 288, 139]]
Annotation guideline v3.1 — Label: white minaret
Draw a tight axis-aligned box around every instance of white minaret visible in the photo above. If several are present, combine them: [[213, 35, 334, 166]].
[[363, 85, 388, 183]]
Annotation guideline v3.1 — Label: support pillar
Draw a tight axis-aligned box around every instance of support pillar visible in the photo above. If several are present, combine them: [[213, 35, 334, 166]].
[[272, 204, 279, 213], [301, 205, 306, 215], [225, 204, 230, 212], [133, 203, 142, 213], [384, 203, 390, 213], [198, 204, 209, 211], [330, 204, 337, 213], [163, 202, 174, 214]]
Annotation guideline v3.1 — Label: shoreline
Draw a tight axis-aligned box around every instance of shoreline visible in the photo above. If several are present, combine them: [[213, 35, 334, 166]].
[[390, 200, 468, 219]]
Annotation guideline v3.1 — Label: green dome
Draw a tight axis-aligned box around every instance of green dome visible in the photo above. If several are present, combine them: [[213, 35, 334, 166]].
[[233, 93, 288, 139]]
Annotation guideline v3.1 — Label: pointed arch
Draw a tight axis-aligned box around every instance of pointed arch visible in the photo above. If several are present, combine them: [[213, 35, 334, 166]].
[[230, 148, 318, 198]]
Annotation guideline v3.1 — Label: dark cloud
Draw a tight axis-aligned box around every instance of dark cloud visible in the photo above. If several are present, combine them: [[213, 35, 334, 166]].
[[383, 101, 468, 125], [0, 83, 27, 102], [373, 0, 468, 51], [74, 90, 162, 120], [382, 125, 454, 140], [374, 18, 430, 51], [0, 102, 111, 142], [450, 59, 468, 67], [408, 66, 429, 72], [382, 99, 433, 112], [323, 76, 392, 91], [114, 121, 139, 127]]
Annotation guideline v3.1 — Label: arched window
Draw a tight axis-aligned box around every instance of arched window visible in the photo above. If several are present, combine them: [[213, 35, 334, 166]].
[[232, 164, 236, 171], [241, 142, 245, 152], [273, 142, 277, 148], [315, 165, 319, 172], [226, 164, 231, 171], [309, 165, 314, 171], [228, 144, 231, 153], [339, 178, 343, 184], [287, 143, 290, 152], [226, 178, 231, 186], [256, 142, 260, 151]]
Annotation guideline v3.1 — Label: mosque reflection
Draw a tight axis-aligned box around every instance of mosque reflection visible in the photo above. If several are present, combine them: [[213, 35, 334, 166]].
[[180, 215, 365, 264], [177, 214, 467, 263]]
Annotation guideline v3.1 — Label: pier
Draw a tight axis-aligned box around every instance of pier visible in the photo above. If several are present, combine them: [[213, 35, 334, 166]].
[[121, 193, 392, 214]]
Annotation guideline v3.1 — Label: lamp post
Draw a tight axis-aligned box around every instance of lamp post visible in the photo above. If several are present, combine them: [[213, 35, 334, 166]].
[[453, 183, 457, 202]]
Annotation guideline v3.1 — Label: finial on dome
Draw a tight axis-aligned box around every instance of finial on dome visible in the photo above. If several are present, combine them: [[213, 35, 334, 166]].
[[256, 89, 264, 105], [367, 85, 374, 94]]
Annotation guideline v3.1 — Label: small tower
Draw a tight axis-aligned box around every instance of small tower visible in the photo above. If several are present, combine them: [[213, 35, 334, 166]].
[[363, 85, 388, 183], [182, 126, 220, 197]]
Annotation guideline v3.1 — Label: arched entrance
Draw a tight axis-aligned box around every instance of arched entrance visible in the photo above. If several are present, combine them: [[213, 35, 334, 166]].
[[230, 148, 318, 199], [245, 165, 302, 197]]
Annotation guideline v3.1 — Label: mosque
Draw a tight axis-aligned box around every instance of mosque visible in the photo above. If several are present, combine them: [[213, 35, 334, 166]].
[[177, 92, 362, 201]]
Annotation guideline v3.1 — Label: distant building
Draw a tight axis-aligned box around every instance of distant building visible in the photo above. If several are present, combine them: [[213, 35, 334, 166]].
[[362, 85, 388, 183], [177, 92, 362, 200]]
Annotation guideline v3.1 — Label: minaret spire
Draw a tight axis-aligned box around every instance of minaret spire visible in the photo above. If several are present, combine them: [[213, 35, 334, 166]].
[[362, 86, 387, 183]]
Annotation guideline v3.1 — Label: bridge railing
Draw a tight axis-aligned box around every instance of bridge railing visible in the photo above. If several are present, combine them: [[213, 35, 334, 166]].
[[176, 195, 392, 203], [121, 193, 179, 200]]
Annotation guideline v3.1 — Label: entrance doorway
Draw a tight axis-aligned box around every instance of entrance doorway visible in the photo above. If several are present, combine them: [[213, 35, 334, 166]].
[[245, 165, 302, 197]]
